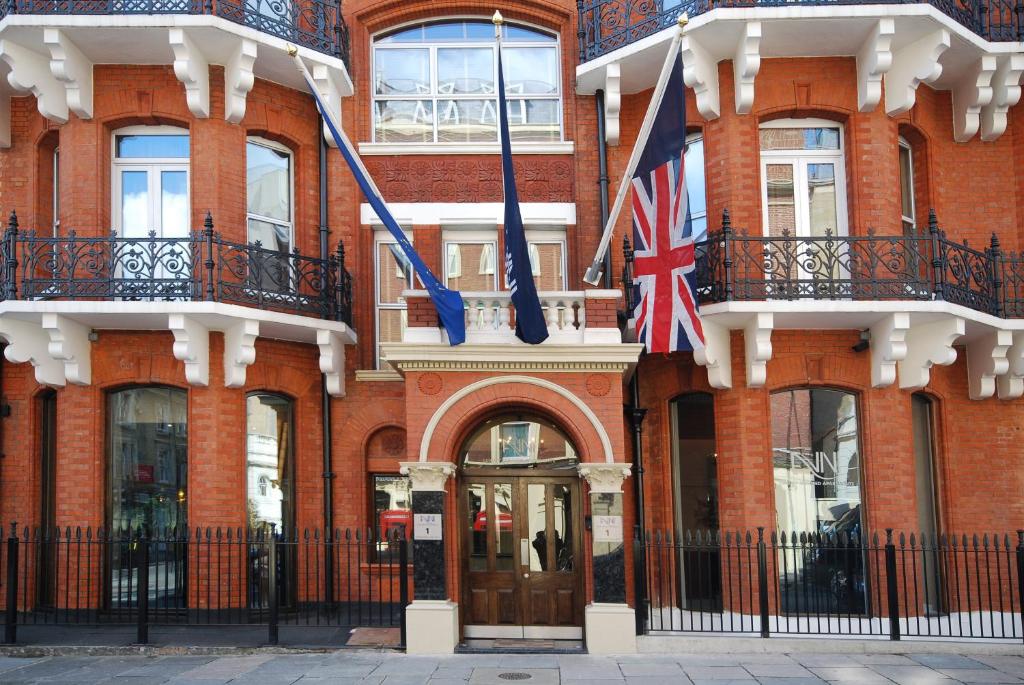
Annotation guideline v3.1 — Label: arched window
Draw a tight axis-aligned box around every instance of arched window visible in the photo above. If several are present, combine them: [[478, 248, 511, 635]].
[[246, 393, 294, 532], [372, 19, 562, 144], [461, 413, 577, 468]]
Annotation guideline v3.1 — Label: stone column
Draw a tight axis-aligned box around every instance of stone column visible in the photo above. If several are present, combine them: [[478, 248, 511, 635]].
[[399, 461, 458, 654], [577, 462, 636, 655]]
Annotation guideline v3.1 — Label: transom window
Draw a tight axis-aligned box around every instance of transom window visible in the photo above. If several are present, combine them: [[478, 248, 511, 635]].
[[372, 19, 561, 144], [461, 413, 578, 468]]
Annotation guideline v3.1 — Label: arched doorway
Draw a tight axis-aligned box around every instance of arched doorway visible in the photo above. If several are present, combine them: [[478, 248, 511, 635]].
[[459, 412, 584, 640]]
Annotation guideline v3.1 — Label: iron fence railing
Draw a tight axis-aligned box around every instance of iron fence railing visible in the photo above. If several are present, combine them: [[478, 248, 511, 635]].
[[0, 0, 350, 64], [577, 0, 1024, 62], [1, 524, 409, 646], [635, 528, 1024, 641], [622, 210, 1024, 319], [0, 211, 353, 325]]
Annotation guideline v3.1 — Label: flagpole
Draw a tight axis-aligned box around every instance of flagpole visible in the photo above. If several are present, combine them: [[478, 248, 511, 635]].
[[582, 13, 689, 286]]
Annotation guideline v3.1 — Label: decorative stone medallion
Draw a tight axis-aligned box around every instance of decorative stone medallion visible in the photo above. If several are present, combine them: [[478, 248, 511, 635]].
[[586, 374, 611, 397], [381, 428, 406, 456], [417, 372, 443, 396]]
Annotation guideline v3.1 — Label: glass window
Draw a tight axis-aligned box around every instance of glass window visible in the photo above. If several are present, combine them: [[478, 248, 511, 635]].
[[112, 129, 190, 241], [899, 138, 915, 233], [376, 236, 415, 368], [685, 133, 707, 242], [373, 20, 561, 144], [52, 148, 60, 236], [445, 241, 497, 290], [461, 413, 577, 468], [246, 140, 292, 250], [372, 474, 412, 562], [246, 394, 294, 532], [115, 135, 189, 159]]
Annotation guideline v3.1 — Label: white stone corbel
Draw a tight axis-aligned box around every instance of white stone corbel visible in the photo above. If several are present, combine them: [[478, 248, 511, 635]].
[[884, 28, 950, 116], [734, 21, 761, 115], [869, 312, 910, 388], [856, 18, 894, 112], [169, 28, 210, 119], [317, 329, 346, 397], [680, 33, 720, 120], [967, 329, 1011, 400], [603, 62, 621, 145], [980, 53, 1024, 142], [577, 463, 632, 494], [311, 63, 342, 147], [0, 317, 66, 386], [168, 314, 210, 387], [743, 312, 772, 387], [693, 319, 731, 389], [997, 331, 1024, 400], [43, 29, 92, 120], [0, 40, 69, 123], [399, 461, 457, 491], [224, 38, 257, 124], [0, 94, 9, 148], [952, 55, 997, 143], [898, 316, 964, 389], [223, 319, 258, 387], [40, 313, 91, 385]]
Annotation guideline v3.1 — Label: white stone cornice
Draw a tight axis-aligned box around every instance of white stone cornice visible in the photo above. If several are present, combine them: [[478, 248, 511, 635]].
[[693, 319, 731, 389], [967, 329, 1011, 400], [0, 317, 67, 386], [733, 21, 760, 115], [169, 28, 209, 119], [603, 62, 621, 145], [743, 312, 773, 388], [898, 317, 964, 389], [577, 463, 632, 494], [169, 314, 209, 387], [41, 313, 90, 385], [856, 18, 894, 112], [224, 37, 256, 125], [223, 318, 258, 387], [680, 33, 719, 120], [980, 53, 1024, 142], [884, 28, 950, 115], [870, 312, 909, 388], [317, 328, 346, 397], [997, 331, 1024, 399], [43, 29, 92, 120], [399, 461, 457, 492], [0, 39, 69, 123], [312, 62, 342, 148], [952, 54, 997, 143]]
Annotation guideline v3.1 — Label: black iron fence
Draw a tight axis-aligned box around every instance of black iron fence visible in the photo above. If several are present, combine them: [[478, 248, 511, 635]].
[[1, 524, 409, 646], [0, 0, 350, 64], [622, 210, 1024, 319], [577, 0, 1024, 62], [0, 211, 353, 325], [635, 528, 1024, 641]]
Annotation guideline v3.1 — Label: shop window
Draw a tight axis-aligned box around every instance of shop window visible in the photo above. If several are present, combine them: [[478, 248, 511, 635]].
[[372, 474, 412, 562]]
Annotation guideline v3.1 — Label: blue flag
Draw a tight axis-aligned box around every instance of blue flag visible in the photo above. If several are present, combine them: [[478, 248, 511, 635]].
[[497, 44, 548, 345], [302, 76, 466, 346]]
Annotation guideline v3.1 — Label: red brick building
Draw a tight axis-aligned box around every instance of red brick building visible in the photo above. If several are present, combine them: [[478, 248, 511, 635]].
[[0, 0, 1022, 654]]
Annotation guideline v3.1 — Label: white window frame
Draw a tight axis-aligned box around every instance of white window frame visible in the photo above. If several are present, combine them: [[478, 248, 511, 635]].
[[374, 230, 415, 369], [52, 146, 60, 237], [898, 136, 916, 232], [111, 125, 191, 239], [523, 227, 567, 290], [371, 18, 564, 145], [246, 136, 295, 253], [759, 118, 848, 239]]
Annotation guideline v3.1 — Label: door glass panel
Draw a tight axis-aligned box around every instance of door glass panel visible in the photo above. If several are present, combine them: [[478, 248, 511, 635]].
[[121, 170, 149, 238], [467, 484, 487, 571], [493, 483, 514, 571], [553, 484, 573, 572], [160, 171, 188, 238], [765, 164, 796, 237], [527, 483, 546, 571], [807, 163, 838, 237]]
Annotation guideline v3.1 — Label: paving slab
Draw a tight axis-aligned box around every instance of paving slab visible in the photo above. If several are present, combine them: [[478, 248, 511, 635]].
[[468, 668, 559, 685], [683, 666, 754, 680], [867, 664, 957, 684], [806, 665, 895, 683], [618, 661, 685, 677], [912, 656, 991, 670], [936, 670, 1023, 684], [789, 654, 861, 668], [742, 664, 815, 678]]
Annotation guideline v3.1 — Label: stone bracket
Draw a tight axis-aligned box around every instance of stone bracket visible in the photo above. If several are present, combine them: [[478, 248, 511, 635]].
[[0, 39, 70, 123], [317, 328, 346, 397], [743, 312, 773, 387], [169, 314, 210, 387], [602, 62, 621, 145], [169, 28, 210, 119], [734, 21, 761, 115], [870, 312, 910, 388], [898, 316, 964, 389], [693, 319, 731, 389], [997, 331, 1024, 400], [223, 318, 258, 387], [953, 55, 997, 143], [400, 461, 457, 492], [981, 53, 1024, 142], [967, 329, 1011, 400], [885, 28, 950, 115], [680, 33, 720, 120], [41, 313, 91, 385], [224, 38, 257, 124], [0, 317, 67, 386], [856, 18, 894, 112], [311, 63, 342, 147], [43, 29, 93, 120], [577, 462, 632, 494]]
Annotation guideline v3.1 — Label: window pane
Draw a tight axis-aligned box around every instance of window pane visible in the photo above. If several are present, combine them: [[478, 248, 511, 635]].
[[378, 308, 407, 345], [507, 99, 559, 142], [437, 100, 497, 143], [503, 47, 558, 94], [374, 48, 430, 95], [373, 474, 411, 561], [121, 170, 148, 238], [467, 483, 487, 571], [116, 135, 189, 158], [160, 170, 188, 238], [807, 163, 838, 237], [247, 142, 290, 222], [685, 137, 706, 221], [493, 483, 514, 571], [504, 24, 555, 41], [438, 47, 494, 94], [445, 242, 496, 290], [528, 483, 547, 571], [462, 413, 577, 467], [378, 242, 412, 304], [246, 394, 293, 531], [899, 145, 914, 225], [375, 100, 434, 143], [529, 242, 564, 290], [553, 485, 574, 571], [765, 164, 796, 237], [760, 127, 840, 151], [247, 218, 290, 253]]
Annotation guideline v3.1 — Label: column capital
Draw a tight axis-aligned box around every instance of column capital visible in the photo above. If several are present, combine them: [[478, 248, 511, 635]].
[[577, 463, 632, 494], [400, 461, 457, 491]]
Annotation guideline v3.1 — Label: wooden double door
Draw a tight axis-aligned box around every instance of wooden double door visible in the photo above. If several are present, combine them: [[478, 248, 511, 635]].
[[461, 474, 583, 639]]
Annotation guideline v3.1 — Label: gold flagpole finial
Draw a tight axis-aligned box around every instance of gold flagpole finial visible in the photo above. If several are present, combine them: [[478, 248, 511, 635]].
[[677, 12, 689, 28], [285, 43, 298, 57], [492, 10, 503, 26]]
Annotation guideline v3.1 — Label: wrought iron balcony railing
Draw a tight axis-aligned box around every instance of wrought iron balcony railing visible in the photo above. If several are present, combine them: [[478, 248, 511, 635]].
[[622, 209, 1024, 320], [0, 211, 353, 325], [577, 0, 1024, 62], [0, 0, 350, 64]]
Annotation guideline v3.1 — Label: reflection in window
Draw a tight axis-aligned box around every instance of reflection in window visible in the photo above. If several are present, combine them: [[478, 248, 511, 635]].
[[376, 236, 415, 368], [461, 413, 577, 468], [246, 394, 293, 532], [445, 241, 497, 290], [685, 133, 707, 242], [373, 474, 411, 562], [899, 137, 915, 233]]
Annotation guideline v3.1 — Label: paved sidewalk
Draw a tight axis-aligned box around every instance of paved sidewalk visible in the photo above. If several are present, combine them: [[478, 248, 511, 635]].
[[0, 650, 1022, 684]]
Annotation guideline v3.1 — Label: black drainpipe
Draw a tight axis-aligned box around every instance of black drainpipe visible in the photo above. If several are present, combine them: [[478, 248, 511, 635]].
[[595, 90, 612, 288], [318, 114, 336, 604]]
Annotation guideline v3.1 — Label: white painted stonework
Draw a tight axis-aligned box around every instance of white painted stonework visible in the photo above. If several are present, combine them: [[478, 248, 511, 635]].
[[399, 462, 457, 492], [405, 600, 459, 655], [360, 203, 576, 227], [585, 603, 638, 655], [577, 463, 632, 494]]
